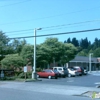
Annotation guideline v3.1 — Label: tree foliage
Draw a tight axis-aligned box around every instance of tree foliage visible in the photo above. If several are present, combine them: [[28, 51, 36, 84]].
[[37, 38, 77, 67], [0, 31, 10, 60], [1, 54, 25, 70], [64, 37, 100, 57], [10, 39, 27, 55], [93, 47, 100, 57], [20, 44, 33, 66]]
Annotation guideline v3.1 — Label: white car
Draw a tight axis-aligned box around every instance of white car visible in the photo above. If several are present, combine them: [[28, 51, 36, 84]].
[[67, 68, 76, 77]]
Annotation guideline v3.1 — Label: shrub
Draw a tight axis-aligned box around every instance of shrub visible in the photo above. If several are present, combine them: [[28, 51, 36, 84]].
[[15, 71, 23, 77], [18, 72, 32, 79], [18, 72, 25, 78], [26, 72, 32, 78], [36, 68, 42, 72]]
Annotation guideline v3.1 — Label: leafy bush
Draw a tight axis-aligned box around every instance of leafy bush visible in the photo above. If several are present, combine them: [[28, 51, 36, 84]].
[[18, 72, 32, 79], [15, 71, 23, 77], [36, 68, 42, 72], [26, 72, 32, 78], [18, 72, 25, 78]]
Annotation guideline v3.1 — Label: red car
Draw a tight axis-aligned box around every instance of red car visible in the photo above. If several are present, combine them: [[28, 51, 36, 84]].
[[37, 69, 58, 79], [73, 66, 82, 76]]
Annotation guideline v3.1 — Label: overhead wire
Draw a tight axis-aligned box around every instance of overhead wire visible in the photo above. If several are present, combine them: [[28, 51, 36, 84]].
[[7, 24, 91, 36], [8, 28, 100, 39], [0, 5, 100, 26], [5, 19, 100, 35], [0, 0, 30, 7]]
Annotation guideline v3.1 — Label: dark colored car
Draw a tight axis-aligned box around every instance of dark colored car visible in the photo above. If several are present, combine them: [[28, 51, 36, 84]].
[[37, 69, 58, 79], [53, 67, 69, 78], [53, 68, 61, 77], [79, 66, 88, 75]]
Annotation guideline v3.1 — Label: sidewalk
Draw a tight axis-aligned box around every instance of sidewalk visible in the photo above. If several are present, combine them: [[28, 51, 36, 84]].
[[88, 71, 100, 76]]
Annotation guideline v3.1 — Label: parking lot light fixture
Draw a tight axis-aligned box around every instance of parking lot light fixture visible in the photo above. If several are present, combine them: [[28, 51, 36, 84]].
[[89, 53, 93, 73], [32, 28, 42, 79]]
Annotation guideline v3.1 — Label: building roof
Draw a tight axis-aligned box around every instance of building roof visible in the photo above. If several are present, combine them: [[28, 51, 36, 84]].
[[69, 56, 99, 63]]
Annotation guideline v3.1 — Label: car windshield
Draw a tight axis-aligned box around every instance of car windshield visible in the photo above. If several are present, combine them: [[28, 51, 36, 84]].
[[58, 68, 62, 70], [69, 68, 75, 71]]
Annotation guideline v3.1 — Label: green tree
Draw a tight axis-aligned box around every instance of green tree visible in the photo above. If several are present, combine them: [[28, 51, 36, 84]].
[[77, 49, 89, 56], [60, 43, 78, 65], [0, 31, 11, 62], [67, 38, 71, 43], [72, 37, 79, 47], [10, 39, 27, 55], [39, 38, 62, 66], [40, 38, 78, 67], [1, 54, 25, 70], [92, 38, 100, 50], [20, 44, 33, 66], [93, 47, 100, 57]]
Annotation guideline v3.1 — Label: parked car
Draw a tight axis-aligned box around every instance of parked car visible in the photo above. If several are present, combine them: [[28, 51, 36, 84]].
[[73, 66, 82, 76], [53, 68, 61, 77], [67, 68, 77, 77], [37, 69, 58, 79], [53, 67, 69, 78], [79, 66, 88, 75]]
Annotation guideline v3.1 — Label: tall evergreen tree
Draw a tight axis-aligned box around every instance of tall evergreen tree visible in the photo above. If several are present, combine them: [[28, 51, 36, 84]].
[[80, 37, 89, 49], [72, 37, 79, 47], [67, 38, 71, 43], [92, 38, 99, 50]]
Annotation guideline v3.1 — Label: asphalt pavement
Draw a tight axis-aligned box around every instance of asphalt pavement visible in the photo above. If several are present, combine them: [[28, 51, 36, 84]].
[[0, 72, 100, 100], [36, 74, 100, 87], [0, 88, 91, 100]]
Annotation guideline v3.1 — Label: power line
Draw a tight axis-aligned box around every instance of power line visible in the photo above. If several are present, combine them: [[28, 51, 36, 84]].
[[5, 19, 100, 34], [0, 6, 100, 26], [0, 0, 30, 7], [42, 19, 100, 29], [7, 24, 89, 36], [9, 28, 100, 39]]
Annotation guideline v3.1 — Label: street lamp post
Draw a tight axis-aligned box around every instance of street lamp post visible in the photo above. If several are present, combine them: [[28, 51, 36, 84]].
[[32, 28, 42, 79], [89, 53, 93, 73]]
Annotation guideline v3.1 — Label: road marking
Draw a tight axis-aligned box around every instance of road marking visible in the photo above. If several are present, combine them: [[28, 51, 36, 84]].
[[67, 80, 74, 82], [95, 82, 100, 84]]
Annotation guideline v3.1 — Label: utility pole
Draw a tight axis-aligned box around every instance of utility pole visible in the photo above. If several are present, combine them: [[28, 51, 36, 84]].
[[32, 28, 42, 79]]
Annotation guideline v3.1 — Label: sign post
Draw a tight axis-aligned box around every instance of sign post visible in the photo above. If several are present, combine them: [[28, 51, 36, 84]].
[[24, 66, 27, 81]]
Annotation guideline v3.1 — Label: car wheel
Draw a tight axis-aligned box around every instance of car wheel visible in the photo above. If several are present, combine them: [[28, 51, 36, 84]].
[[79, 74, 82, 76], [63, 75, 66, 78], [37, 74, 40, 78], [68, 74, 71, 77], [48, 76, 52, 79], [55, 76, 58, 79]]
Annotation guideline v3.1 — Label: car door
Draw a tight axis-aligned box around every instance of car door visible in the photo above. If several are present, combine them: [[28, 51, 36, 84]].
[[39, 70, 46, 77]]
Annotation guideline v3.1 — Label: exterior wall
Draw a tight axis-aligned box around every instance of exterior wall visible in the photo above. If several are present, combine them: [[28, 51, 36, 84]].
[[68, 62, 100, 71]]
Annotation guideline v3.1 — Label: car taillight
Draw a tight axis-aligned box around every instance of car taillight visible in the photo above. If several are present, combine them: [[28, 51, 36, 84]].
[[78, 69, 82, 72]]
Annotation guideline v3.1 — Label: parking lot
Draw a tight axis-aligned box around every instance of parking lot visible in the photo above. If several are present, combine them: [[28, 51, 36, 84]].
[[0, 72, 100, 100], [37, 73, 100, 88]]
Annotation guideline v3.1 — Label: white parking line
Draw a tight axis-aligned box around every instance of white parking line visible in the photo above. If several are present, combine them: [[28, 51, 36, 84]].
[[94, 82, 100, 84], [67, 80, 74, 82]]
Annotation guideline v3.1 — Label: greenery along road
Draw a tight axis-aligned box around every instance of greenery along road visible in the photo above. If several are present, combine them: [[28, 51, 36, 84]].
[[0, 31, 100, 70], [0, 31, 77, 70]]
